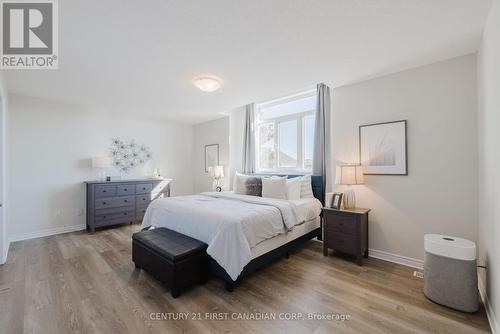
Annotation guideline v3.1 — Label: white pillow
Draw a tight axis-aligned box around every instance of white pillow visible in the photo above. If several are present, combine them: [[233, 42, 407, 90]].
[[300, 175, 314, 198], [285, 177, 301, 200], [233, 172, 247, 195], [262, 177, 287, 200]]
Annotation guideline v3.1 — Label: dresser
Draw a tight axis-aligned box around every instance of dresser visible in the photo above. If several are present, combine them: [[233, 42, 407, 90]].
[[85, 179, 171, 232], [322, 207, 370, 265]]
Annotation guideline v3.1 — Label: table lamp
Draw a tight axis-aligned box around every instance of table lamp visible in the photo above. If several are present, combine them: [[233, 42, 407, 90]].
[[208, 165, 224, 192], [92, 157, 111, 181], [337, 164, 364, 209]]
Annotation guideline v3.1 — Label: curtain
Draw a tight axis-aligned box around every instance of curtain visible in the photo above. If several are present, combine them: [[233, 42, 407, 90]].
[[313, 83, 331, 200], [242, 103, 255, 173]]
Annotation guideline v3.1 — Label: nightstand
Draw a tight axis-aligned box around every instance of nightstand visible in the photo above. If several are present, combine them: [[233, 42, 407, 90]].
[[322, 207, 370, 265]]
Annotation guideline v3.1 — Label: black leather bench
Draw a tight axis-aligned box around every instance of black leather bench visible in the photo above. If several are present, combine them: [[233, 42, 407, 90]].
[[132, 227, 209, 298]]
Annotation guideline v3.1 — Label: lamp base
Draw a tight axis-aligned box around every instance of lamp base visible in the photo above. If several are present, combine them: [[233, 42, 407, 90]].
[[343, 188, 356, 209]]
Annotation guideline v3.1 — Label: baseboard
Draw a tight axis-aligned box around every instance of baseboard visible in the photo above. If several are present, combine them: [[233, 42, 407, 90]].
[[1, 239, 9, 264], [369, 248, 424, 269], [9, 224, 86, 243], [479, 275, 499, 334]]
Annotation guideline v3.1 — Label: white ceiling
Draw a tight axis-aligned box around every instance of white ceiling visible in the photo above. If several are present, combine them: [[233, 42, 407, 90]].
[[4, 0, 492, 124]]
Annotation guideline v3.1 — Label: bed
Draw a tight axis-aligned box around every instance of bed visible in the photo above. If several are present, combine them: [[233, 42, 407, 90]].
[[141, 174, 323, 291]]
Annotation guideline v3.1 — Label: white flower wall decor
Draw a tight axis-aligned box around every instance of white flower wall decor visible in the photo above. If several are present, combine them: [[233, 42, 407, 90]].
[[110, 138, 152, 173]]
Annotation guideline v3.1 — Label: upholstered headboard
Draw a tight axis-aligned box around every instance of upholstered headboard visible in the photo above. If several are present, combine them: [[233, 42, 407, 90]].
[[250, 174, 324, 205]]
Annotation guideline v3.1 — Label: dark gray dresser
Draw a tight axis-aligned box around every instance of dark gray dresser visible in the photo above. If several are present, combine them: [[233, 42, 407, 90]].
[[85, 179, 170, 232]]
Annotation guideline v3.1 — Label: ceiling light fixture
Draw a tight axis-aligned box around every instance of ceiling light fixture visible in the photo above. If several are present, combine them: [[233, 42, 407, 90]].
[[193, 76, 221, 92]]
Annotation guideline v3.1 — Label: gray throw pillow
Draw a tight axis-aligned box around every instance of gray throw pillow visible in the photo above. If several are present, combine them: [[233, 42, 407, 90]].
[[244, 177, 262, 196]]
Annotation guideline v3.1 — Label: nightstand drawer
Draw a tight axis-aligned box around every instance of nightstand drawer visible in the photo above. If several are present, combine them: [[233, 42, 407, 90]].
[[326, 215, 357, 235], [328, 232, 357, 254]]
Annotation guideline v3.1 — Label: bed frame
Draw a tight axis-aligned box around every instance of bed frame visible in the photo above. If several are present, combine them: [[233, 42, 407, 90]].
[[210, 174, 324, 291]]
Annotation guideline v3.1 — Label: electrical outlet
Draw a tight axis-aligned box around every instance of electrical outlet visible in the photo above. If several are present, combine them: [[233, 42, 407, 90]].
[[54, 210, 62, 219], [413, 271, 424, 279], [76, 208, 84, 216]]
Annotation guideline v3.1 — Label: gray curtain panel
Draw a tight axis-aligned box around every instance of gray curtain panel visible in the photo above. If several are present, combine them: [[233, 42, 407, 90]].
[[313, 83, 331, 196], [242, 103, 255, 173]]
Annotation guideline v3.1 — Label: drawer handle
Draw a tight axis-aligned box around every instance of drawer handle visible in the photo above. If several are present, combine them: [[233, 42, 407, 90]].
[[124, 188, 128, 191], [124, 200, 128, 203], [124, 213, 128, 216], [103, 190, 107, 193], [103, 216, 106, 219], [102, 201, 107, 205], [142, 188, 146, 190], [142, 198, 146, 201]]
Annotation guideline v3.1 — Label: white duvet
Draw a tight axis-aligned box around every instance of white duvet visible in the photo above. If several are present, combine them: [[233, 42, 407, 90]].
[[141, 192, 319, 280]]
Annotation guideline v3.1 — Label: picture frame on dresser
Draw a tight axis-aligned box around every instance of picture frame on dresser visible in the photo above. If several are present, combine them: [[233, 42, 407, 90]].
[[85, 179, 171, 233]]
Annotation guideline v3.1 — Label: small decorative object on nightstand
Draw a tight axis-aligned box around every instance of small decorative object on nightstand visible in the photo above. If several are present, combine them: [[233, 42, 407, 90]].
[[322, 207, 370, 265]]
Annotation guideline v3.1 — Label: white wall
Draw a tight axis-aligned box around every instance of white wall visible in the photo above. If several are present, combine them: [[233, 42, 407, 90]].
[[229, 106, 246, 189], [478, 0, 500, 331], [331, 55, 478, 263], [0, 72, 7, 264], [193, 117, 229, 193], [7, 94, 194, 241]]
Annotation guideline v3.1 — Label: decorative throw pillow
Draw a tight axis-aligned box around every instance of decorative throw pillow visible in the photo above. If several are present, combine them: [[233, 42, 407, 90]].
[[285, 177, 302, 200], [300, 174, 314, 198], [233, 172, 262, 196], [262, 177, 287, 200]]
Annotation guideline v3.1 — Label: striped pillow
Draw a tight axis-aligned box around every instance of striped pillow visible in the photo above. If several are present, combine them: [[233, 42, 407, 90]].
[[300, 175, 314, 199]]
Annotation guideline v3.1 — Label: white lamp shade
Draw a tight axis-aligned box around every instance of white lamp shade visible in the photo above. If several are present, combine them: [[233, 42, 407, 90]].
[[92, 157, 111, 168], [336, 165, 364, 185], [208, 166, 224, 178], [214, 166, 224, 178]]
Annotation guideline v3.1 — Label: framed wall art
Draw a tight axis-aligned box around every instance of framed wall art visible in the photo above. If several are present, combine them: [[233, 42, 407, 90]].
[[359, 120, 407, 175], [205, 144, 219, 173]]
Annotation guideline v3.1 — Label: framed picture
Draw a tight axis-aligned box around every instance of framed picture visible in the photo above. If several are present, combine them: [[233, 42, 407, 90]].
[[205, 144, 219, 173], [359, 120, 407, 175], [331, 192, 343, 210]]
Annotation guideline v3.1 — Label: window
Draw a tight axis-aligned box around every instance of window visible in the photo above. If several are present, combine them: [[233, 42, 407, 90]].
[[255, 90, 316, 172]]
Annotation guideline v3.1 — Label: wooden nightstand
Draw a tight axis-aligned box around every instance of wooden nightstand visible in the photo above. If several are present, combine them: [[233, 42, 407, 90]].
[[322, 207, 370, 265]]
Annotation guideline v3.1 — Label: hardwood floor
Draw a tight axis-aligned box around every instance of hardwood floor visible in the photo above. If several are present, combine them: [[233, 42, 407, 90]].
[[0, 224, 491, 334]]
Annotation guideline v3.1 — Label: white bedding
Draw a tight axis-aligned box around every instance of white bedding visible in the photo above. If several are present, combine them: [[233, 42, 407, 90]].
[[291, 197, 322, 222], [141, 192, 321, 281]]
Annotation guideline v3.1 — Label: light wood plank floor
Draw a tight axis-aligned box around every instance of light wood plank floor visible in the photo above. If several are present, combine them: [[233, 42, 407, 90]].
[[0, 224, 491, 334]]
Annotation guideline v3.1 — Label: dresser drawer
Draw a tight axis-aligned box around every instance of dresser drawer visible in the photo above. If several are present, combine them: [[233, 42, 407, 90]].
[[95, 185, 116, 198], [95, 196, 134, 210], [95, 209, 135, 223], [135, 205, 149, 220], [135, 194, 151, 206], [136, 183, 153, 194], [117, 184, 135, 196], [328, 231, 357, 254], [326, 215, 357, 235]]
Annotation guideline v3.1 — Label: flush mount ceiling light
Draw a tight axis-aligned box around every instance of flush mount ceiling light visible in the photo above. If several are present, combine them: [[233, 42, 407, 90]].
[[193, 76, 221, 92]]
